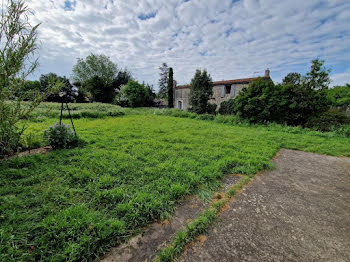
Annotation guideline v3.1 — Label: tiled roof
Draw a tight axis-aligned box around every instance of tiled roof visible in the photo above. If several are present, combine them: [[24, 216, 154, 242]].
[[175, 76, 270, 89]]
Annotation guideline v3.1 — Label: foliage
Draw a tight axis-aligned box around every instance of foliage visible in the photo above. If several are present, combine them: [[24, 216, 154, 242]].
[[72, 53, 118, 88], [273, 83, 329, 126], [189, 69, 213, 114], [235, 60, 331, 126], [326, 84, 350, 107], [71, 54, 132, 103], [234, 78, 276, 123], [40, 73, 75, 102], [282, 72, 301, 86], [114, 80, 155, 107], [167, 67, 174, 108], [15, 80, 41, 100], [43, 123, 78, 150], [303, 58, 330, 90], [218, 98, 235, 115], [0, 0, 62, 156], [206, 103, 217, 115], [84, 76, 114, 103], [158, 62, 169, 99], [113, 68, 133, 91], [1, 114, 349, 261], [305, 109, 350, 132]]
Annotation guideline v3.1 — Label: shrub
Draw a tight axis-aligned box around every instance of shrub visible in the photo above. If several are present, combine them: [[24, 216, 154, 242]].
[[114, 80, 155, 107], [305, 109, 350, 131], [218, 99, 235, 115], [197, 114, 215, 121], [235, 78, 329, 126], [206, 103, 217, 115], [44, 123, 79, 150]]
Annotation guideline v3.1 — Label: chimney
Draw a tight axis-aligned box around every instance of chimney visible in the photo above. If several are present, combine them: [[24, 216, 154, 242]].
[[265, 68, 270, 78]]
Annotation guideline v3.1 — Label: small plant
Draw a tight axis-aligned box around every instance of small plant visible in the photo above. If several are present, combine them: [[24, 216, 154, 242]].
[[44, 123, 78, 150]]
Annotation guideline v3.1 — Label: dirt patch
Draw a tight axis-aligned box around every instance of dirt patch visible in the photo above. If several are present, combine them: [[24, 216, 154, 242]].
[[180, 149, 350, 262], [2, 146, 52, 160], [101, 174, 243, 262]]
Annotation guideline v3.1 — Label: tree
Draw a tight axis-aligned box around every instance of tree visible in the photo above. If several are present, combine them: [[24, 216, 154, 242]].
[[114, 80, 155, 107], [282, 72, 301, 86], [112, 68, 133, 91], [0, 0, 62, 156], [72, 54, 132, 103], [189, 69, 213, 114], [84, 76, 115, 103], [144, 84, 156, 107], [40, 73, 75, 102], [72, 54, 118, 87], [304, 58, 330, 90], [234, 78, 277, 123], [158, 62, 169, 99], [326, 84, 350, 107], [235, 76, 329, 126], [167, 67, 174, 108]]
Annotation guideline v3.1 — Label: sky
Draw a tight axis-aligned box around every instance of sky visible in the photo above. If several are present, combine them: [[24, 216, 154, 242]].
[[26, 0, 350, 89]]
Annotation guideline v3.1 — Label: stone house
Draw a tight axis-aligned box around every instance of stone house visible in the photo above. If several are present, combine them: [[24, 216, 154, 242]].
[[174, 69, 271, 110]]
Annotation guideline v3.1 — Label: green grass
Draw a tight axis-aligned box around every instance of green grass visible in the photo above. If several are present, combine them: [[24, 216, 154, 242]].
[[26, 102, 125, 121], [1, 113, 350, 261]]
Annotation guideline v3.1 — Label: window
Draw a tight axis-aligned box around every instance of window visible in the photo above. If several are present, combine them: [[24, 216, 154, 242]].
[[178, 100, 182, 109], [225, 85, 231, 94]]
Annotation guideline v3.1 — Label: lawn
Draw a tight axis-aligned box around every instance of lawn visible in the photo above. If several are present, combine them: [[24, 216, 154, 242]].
[[1, 113, 350, 261]]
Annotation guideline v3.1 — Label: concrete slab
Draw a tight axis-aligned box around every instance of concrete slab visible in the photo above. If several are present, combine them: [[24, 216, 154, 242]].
[[180, 149, 350, 262]]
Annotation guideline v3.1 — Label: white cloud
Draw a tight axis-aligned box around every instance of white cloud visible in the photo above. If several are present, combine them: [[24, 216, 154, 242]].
[[25, 0, 350, 89], [331, 69, 350, 86]]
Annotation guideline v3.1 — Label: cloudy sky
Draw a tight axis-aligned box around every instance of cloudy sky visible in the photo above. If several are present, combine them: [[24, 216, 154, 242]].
[[27, 0, 350, 89]]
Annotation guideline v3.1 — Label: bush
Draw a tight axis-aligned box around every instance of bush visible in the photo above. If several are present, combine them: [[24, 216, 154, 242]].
[[197, 114, 215, 121], [0, 117, 24, 157], [218, 99, 235, 115], [206, 103, 217, 115], [114, 80, 155, 107], [44, 123, 80, 150], [305, 109, 350, 131], [235, 78, 329, 126]]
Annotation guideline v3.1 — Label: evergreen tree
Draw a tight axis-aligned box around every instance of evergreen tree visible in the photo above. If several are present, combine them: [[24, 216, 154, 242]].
[[167, 67, 174, 108], [189, 69, 213, 114], [304, 58, 330, 90], [158, 62, 169, 98]]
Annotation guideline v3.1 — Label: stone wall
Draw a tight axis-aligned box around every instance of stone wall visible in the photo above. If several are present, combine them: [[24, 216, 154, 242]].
[[210, 83, 248, 107], [174, 83, 249, 111], [174, 88, 191, 110]]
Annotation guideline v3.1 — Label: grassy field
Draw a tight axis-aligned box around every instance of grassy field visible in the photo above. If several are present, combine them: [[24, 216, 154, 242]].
[[1, 110, 350, 261]]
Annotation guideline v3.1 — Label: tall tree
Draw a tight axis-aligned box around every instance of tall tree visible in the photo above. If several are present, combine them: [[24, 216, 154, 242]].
[[0, 0, 62, 155], [158, 62, 169, 99], [167, 67, 174, 108], [72, 53, 118, 88], [304, 58, 330, 90], [189, 69, 213, 114]]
